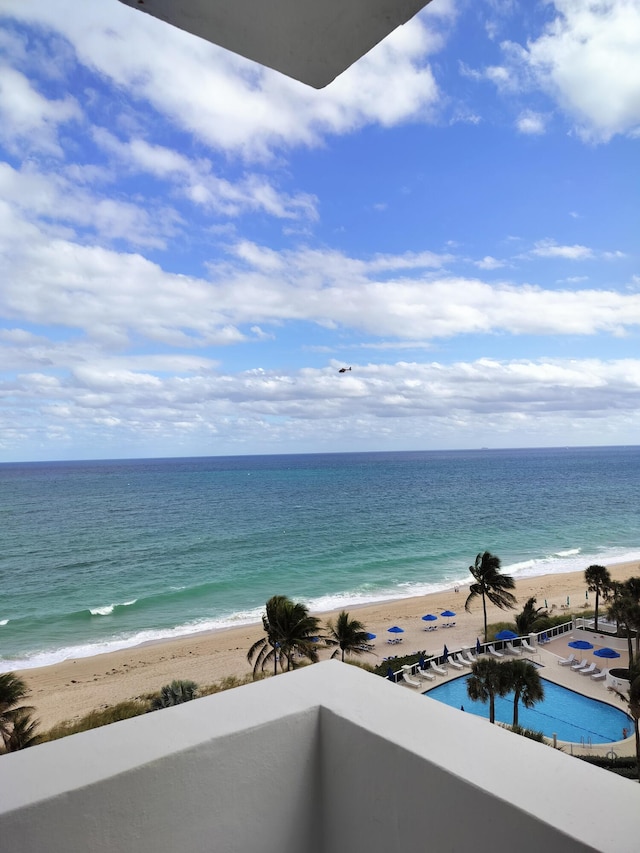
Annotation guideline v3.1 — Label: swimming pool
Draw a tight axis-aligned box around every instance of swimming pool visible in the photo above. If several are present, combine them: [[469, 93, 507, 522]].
[[425, 674, 632, 743]]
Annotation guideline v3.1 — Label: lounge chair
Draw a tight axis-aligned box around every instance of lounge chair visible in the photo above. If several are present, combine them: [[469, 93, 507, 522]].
[[487, 644, 504, 658], [430, 662, 448, 676], [401, 666, 422, 688], [455, 653, 472, 668], [592, 668, 608, 681], [521, 639, 536, 653], [570, 658, 588, 671], [417, 667, 436, 682], [447, 657, 464, 670], [505, 642, 521, 656], [464, 649, 476, 664], [558, 653, 576, 666], [578, 662, 597, 676]]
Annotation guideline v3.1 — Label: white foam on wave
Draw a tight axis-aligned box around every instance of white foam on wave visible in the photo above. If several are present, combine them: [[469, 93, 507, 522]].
[[0, 609, 268, 673], [0, 619, 8, 626], [90, 605, 115, 616], [89, 599, 137, 616], [506, 547, 640, 580]]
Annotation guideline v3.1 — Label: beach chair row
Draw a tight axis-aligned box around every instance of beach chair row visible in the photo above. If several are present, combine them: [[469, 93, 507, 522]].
[[557, 653, 608, 679], [387, 636, 404, 645]]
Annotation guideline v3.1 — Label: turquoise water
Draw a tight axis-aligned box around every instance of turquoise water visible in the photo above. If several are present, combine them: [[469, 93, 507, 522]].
[[425, 673, 633, 743], [1, 447, 640, 671]]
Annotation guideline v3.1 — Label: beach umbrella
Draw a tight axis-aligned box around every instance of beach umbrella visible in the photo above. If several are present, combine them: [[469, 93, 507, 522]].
[[388, 626, 404, 635], [443, 644, 449, 662], [419, 654, 426, 669], [365, 632, 376, 641], [386, 667, 395, 681], [495, 629, 518, 641], [422, 614, 438, 622], [568, 639, 593, 651], [441, 610, 456, 618], [593, 648, 620, 662], [476, 637, 482, 655]]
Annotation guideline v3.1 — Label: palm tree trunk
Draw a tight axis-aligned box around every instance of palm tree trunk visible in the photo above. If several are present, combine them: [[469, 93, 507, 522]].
[[482, 590, 488, 643], [594, 589, 599, 631], [489, 694, 495, 724], [513, 690, 520, 728]]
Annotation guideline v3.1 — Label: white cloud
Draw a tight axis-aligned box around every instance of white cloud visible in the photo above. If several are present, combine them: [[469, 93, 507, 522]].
[[92, 129, 318, 220], [530, 239, 594, 260], [474, 256, 506, 270], [515, 109, 546, 135], [4, 217, 640, 348], [4, 0, 444, 159], [516, 0, 640, 141], [0, 64, 80, 156], [4, 356, 640, 458]]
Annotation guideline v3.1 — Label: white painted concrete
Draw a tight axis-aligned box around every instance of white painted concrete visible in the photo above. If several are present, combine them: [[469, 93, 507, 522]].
[[117, 0, 433, 88], [1, 662, 638, 852]]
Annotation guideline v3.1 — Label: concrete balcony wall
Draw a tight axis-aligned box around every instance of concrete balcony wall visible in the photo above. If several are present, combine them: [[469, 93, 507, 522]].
[[1, 661, 639, 852], [0, 686, 323, 853]]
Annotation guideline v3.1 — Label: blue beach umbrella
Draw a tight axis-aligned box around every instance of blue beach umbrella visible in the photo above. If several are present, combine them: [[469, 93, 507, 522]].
[[443, 644, 449, 662], [568, 640, 594, 651], [387, 667, 395, 681], [422, 614, 438, 622], [365, 632, 376, 641], [441, 610, 456, 618], [388, 626, 404, 635], [495, 629, 518, 641], [419, 654, 426, 669], [476, 637, 482, 655], [593, 647, 620, 661]]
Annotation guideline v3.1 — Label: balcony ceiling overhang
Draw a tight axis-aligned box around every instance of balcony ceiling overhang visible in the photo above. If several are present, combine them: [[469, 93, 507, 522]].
[[117, 0, 434, 88]]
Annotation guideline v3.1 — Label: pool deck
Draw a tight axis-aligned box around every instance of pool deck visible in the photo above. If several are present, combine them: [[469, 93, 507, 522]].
[[409, 636, 634, 758]]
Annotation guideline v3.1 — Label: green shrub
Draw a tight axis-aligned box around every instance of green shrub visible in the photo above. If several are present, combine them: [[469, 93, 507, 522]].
[[511, 724, 545, 742]]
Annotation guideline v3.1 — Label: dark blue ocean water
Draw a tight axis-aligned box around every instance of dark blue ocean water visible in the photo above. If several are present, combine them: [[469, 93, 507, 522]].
[[1, 447, 640, 671]]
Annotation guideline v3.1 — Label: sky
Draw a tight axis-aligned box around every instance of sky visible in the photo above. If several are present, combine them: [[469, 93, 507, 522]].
[[1, 0, 639, 462]]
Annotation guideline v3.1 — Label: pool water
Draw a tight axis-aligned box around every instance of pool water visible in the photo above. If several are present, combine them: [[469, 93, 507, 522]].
[[425, 674, 632, 743]]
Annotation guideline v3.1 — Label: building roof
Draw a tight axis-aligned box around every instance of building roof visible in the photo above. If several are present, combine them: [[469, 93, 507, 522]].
[[117, 0, 434, 88]]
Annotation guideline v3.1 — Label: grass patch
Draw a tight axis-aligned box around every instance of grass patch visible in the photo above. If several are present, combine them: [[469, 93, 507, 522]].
[[40, 674, 259, 744]]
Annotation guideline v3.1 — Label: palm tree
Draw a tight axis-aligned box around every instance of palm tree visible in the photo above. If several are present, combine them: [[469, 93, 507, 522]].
[[326, 610, 373, 662], [4, 707, 42, 751], [247, 595, 322, 678], [584, 564, 612, 630], [150, 680, 199, 710], [0, 672, 39, 753], [610, 659, 640, 783], [503, 659, 544, 728], [466, 657, 509, 724], [514, 596, 545, 636], [465, 551, 517, 642], [608, 579, 640, 668]]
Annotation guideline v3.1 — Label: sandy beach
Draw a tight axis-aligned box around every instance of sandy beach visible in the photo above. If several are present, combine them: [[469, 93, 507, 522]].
[[18, 560, 639, 731]]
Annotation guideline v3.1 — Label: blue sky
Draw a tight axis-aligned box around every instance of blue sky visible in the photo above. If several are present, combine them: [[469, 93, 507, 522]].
[[1, 0, 639, 461]]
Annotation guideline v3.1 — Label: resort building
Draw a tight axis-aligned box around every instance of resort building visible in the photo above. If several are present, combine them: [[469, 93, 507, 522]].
[[0, 660, 638, 852]]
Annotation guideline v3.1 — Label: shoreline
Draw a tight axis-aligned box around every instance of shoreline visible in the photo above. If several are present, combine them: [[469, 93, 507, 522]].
[[18, 559, 639, 731]]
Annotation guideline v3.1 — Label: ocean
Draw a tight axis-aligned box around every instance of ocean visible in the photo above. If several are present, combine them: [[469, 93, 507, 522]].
[[1, 447, 640, 672]]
